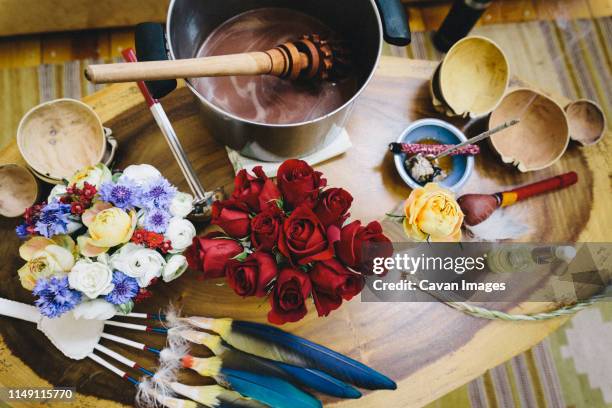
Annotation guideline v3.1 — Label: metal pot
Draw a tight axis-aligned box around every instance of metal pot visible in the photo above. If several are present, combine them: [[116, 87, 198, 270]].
[[137, 0, 410, 161]]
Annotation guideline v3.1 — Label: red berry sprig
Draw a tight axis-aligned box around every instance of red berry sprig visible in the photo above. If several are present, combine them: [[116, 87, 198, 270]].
[[60, 182, 98, 214], [131, 229, 173, 253]]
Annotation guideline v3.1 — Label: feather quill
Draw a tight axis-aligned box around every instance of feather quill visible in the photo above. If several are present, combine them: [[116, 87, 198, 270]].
[[170, 383, 267, 408], [218, 368, 322, 408], [182, 317, 396, 390], [166, 352, 321, 408], [169, 329, 361, 398]]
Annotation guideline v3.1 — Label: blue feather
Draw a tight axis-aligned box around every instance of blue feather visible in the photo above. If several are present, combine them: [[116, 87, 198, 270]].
[[220, 344, 361, 398], [231, 320, 397, 390], [274, 361, 362, 399], [220, 368, 322, 408]]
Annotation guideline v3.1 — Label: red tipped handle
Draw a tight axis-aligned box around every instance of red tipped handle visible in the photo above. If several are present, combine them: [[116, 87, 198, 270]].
[[504, 171, 578, 202], [121, 48, 158, 108]]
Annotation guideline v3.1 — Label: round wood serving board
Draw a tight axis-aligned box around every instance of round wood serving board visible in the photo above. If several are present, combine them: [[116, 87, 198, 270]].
[[0, 57, 610, 408]]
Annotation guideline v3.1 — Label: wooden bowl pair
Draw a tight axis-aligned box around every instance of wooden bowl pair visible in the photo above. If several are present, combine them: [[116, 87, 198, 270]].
[[431, 36, 509, 118], [0, 164, 38, 217], [489, 89, 606, 172], [16, 99, 115, 184]]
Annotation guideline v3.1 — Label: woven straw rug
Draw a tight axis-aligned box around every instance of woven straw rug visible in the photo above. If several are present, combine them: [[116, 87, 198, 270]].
[[0, 17, 610, 408]]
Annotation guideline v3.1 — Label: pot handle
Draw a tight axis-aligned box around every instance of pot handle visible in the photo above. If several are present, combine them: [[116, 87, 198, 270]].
[[134, 22, 178, 99], [374, 0, 411, 46]]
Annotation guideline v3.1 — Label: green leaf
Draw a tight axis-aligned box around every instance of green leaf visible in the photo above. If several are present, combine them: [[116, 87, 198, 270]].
[[232, 250, 249, 262], [275, 198, 284, 210], [117, 300, 134, 315]]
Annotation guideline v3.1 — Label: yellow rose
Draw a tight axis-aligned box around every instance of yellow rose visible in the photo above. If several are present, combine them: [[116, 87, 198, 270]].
[[403, 183, 464, 242], [79, 207, 136, 256], [18, 237, 76, 290]]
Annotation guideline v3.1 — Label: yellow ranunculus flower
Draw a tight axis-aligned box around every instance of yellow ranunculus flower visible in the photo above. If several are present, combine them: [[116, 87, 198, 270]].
[[17, 241, 75, 290], [403, 183, 464, 242], [69, 163, 112, 188], [87, 207, 137, 248]]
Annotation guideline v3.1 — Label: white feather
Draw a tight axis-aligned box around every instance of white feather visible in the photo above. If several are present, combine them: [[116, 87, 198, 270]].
[[464, 208, 530, 241]]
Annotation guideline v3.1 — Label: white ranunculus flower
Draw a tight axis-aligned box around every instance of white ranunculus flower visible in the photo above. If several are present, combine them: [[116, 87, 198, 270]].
[[69, 163, 112, 189], [68, 259, 114, 299], [165, 217, 196, 254], [48, 184, 67, 201], [170, 192, 194, 218], [72, 299, 116, 320], [110, 243, 166, 287], [120, 164, 162, 186], [162, 254, 188, 282]]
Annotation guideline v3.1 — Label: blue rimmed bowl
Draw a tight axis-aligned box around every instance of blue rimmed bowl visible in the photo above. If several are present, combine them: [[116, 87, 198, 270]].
[[393, 118, 474, 192]]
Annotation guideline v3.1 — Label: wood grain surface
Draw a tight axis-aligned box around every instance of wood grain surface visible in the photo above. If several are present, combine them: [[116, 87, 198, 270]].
[[0, 57, 610, 408]]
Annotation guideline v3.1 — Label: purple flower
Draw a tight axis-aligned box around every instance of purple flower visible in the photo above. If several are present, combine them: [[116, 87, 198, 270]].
[[105, 271, 139, 305], [35, 201, 72, 238], [140, 177, 177, 209], [99, 178, 141, 210], [15, 223, 30, 239], [143, 209, 171, 233], [33, 276, 81, 318]]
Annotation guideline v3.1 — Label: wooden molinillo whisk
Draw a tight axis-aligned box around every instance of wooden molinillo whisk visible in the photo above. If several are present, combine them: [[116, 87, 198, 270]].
[[85, 34, 350, 84]]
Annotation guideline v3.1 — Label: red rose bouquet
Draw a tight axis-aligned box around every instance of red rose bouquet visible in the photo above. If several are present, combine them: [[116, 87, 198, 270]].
[[186, 159, 392, 324]]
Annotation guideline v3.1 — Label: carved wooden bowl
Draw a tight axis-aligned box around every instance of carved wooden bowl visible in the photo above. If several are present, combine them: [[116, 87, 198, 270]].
[[17, 99, 107, 183], [565, 99, 606, 146], [0, 164, 38, 217], [439, 36, 509, 118], [489, 88, 569, 172]]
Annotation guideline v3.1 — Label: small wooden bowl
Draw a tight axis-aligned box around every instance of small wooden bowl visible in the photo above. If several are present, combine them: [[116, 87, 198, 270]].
[[17, 99, 107, 183], [489, 88, 569, 172], [0, 164, 38, 217], [565, 99, 606, 146], [439, 36, 509, 118]]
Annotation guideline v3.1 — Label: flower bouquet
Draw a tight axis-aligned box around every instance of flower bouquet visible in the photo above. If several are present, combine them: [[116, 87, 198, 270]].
[[186, 159, 392, 325], [15, 163, 196, 319]]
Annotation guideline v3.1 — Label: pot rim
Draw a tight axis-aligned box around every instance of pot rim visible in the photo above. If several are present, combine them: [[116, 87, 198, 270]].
[[166, 0, 383, 128]]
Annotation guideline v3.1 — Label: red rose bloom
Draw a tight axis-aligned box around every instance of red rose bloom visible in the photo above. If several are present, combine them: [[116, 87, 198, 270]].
[[211, 200, 251, 238], [226, 251, 277, 297], [278, 205, 334, 265], [250, 206, 284, 251], [185, 233, 243, 279], [231, 166, 281, 211], [311, 259, 365, 316], [335, 220, 393, 274], [268, 267, 312, 325], [277, 159, 326, 209], [314, 188, 353, 228]]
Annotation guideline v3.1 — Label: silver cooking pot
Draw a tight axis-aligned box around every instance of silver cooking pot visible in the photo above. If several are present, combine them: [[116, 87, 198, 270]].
[[137, 0, 410, 161]]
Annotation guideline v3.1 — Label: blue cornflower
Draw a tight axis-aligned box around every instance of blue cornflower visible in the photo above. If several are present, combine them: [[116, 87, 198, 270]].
[[33, 276, 81, 318], [15, 223, 30, 239], [140, 177, 177, 209], [143, 208, 171, 233], [35, 201, 72, 238], [99, 178, 141, 210], [105, 271, 139, 305]]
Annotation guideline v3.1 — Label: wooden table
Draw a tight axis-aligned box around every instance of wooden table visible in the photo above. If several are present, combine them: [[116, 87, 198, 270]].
[[0, 57, 610, 407]]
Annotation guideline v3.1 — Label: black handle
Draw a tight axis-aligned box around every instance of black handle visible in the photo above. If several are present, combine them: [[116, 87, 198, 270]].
[[135, 22, 178, 99], [374, 0, 411, 46]]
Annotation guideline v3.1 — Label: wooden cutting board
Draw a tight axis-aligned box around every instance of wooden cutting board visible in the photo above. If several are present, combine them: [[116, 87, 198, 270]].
[[0, 57, 609, 408]]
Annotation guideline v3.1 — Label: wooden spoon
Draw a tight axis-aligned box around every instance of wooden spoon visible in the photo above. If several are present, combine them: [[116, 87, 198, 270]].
[[85, 34, 349, 84]]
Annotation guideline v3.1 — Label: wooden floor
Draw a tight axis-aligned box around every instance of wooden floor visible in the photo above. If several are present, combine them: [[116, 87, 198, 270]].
[[0, 0, 610, 69]]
